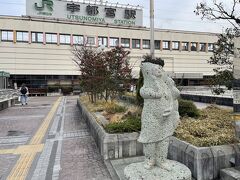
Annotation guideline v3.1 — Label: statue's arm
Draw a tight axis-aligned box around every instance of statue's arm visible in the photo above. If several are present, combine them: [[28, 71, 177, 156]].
[[140, 87, 162, 99], [172, 87, 180, 99]]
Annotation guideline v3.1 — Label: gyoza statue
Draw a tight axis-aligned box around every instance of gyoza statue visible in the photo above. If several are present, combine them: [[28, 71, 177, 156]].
[[124, 59, 191, 180], [138, 61, 180, 170]]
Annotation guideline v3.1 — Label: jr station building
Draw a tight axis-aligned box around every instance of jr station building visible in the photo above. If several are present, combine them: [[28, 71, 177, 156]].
[[0, 0, 218, 93]]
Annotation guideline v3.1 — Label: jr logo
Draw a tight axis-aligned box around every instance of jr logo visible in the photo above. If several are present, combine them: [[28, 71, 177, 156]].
[[35, 0, 54, 11]]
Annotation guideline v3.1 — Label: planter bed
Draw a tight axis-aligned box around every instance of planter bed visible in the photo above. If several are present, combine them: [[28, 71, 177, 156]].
[[77, 99, 143, 160], [0, 89, 18, 111], [77, 98, 239, 180]]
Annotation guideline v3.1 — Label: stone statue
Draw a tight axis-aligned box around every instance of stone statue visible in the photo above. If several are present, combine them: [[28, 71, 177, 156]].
[[124, 61, 191, 180], [138, 62, 175, 170], [234, 47, 240, 58]]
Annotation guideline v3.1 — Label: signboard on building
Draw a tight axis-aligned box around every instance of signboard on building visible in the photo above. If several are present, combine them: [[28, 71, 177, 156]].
[[0, 71, 10, 78], [26, 0, 143, 27]]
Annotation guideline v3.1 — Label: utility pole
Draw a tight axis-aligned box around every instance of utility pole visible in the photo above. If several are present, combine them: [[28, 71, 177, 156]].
[[150, 0, 155, 59]]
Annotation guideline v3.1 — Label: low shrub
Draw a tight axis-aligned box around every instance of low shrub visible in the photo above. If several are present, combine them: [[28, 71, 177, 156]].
[[212, 88, 225, 95], [178, 99, 200, 118], [105, 115, 141, 133], [104, 102, 127, 114]]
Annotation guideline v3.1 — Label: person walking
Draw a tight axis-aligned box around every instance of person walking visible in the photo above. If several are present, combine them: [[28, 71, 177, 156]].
[[19, 83, 29, 106]]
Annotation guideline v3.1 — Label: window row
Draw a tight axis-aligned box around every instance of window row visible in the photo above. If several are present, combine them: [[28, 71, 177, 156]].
[[0, 30, 214, 52], [139, 40, 213, 52]]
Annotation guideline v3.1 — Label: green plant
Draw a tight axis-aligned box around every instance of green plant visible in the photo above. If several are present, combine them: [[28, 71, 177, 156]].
[[104, 102, 127, 114], [178, 99, 200, 118], [105, 115, 141, 133], [212, 88, 225, 95]]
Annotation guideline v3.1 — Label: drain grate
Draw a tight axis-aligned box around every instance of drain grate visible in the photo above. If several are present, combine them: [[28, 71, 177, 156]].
[[7, 130, 25, 136]]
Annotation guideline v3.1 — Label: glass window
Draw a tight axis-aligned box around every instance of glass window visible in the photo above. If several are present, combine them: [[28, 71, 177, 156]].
[[200, 43, 206, 52], [98, 36, 108, 47], [1, 30, 13, 41], [60, 34, 70, 45], [191, 42, 197, 51], [155, 40, 160, 50], [16, 31, 29, 42], [172, 41, 180, 50], [86, 36, 96, 46], [73, 35, 84, 45], [132, 39, 140, 49], [143, 39, 150, 49], [182, 42, 189, 51], [121, 38, 130, 48], [208, 43, 214, 52], [46, 33, 57, 44], [163, 41, 170, 50], [110, 37, 119, 47], [31, 32, 43, 43]]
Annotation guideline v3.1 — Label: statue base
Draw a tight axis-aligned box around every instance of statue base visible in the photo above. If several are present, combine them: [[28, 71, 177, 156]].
[[124, 160, 191, 180]]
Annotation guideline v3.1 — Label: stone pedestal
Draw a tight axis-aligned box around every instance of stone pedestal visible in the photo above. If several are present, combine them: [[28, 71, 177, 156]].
[[124, 160, 191, 180]]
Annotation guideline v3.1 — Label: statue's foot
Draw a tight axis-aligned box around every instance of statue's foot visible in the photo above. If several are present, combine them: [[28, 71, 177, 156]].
[[159, 162, 172, 172], [144, 160, 155, 170]]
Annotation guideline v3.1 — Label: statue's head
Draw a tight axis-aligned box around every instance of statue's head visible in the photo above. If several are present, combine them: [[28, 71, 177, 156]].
[[141, 62, 164, 79]]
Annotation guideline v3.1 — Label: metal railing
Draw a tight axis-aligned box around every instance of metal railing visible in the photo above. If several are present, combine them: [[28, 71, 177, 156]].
[[0, 89, 19, 103], [180, 90, 233, 98]]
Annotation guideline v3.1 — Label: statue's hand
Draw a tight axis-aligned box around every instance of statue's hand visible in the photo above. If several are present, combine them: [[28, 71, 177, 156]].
[[163, 109, 171, 118]]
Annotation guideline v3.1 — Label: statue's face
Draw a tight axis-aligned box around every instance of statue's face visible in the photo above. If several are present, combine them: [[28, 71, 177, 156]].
[[153, 65, 163, 77], [141, 63, 163, 78]]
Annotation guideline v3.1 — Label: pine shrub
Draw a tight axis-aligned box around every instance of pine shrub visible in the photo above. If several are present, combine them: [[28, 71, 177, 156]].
[[178, 99, 200, 118]]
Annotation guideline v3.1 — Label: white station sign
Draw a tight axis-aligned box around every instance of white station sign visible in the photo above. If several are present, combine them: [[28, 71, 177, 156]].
[[26, 0, 143, 27]]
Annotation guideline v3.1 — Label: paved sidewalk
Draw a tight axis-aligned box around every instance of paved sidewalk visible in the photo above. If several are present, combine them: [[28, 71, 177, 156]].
[[0, 96, 111, 180]]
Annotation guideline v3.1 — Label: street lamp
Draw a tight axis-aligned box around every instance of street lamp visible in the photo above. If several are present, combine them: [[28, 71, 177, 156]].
[[150, 0, 155, 59]]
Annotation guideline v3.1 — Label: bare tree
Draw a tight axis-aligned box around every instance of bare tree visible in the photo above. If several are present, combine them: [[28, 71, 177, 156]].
[[195, 0, 240, 93], [195, 0, 240, 28]]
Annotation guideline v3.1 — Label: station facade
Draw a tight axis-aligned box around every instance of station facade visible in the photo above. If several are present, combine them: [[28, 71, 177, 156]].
[[0, 0, 218, 92]]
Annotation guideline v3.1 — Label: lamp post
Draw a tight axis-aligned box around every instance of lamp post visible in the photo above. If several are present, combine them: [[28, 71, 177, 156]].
[[150, 0, 155, 59], [233, 38, 240, 166]]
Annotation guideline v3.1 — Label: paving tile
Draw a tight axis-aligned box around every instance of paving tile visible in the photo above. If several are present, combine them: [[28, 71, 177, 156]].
[[0, 96, 112, 180], [59, 97, 111, 180], [0, 154, 18, 179]]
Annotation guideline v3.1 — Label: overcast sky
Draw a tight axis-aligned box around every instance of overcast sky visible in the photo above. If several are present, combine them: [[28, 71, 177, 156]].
[[0, 0, 233, 33]]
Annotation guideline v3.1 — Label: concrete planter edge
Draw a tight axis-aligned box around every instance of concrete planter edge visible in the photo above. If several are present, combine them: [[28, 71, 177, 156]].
[[77, 99, 143, 160]]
